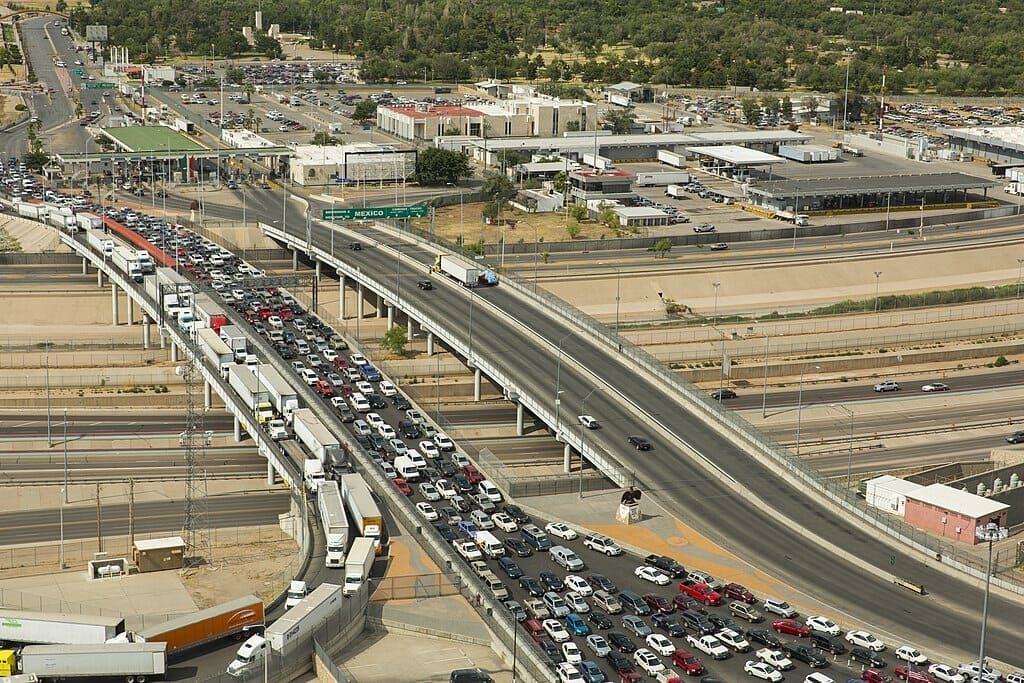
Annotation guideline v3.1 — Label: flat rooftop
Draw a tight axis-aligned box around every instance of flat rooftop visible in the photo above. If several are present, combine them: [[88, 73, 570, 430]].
[[688, 144, 785, 165], [748, 172, 1000, 197], [101, 125, 203, 153]]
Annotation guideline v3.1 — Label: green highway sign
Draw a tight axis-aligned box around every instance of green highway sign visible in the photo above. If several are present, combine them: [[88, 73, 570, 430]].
[[73, 69, 85, 77], [322, 206, 429, 220], [85, 82, 115, 90]]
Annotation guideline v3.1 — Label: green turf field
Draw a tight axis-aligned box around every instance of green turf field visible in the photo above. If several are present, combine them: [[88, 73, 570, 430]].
[[102, 125, 203, 152]]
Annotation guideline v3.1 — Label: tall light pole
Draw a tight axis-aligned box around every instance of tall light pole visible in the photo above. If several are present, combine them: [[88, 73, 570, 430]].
[[975, 519, 1008, 683], [842, 47, 854, 135], [874, 271, 883, 313], [795, 364, 821, 455], [712, 281, 721, 326], [1017, 259, 1024, 298], [579, 388, 597, 498], [554, 331, 574, 437], [829, 403, 855, 491], [761, 327, 782, 419], [614, 268, 622, 332]]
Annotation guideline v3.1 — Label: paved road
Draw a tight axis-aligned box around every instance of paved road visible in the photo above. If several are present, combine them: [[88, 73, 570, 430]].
[[0, 411, 237, 437], [272, 218, 1021, 665], [2, 491, 288, 543]]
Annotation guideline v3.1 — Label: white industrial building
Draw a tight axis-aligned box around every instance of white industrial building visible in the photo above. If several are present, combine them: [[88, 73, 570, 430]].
[[287, 143, 416, 187], [864, 475, 924, 515]]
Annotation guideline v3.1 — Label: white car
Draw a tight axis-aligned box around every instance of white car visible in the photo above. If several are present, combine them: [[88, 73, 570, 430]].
[[434, 433, 455, 451], [577, 415, 600, 429], [845, 630, 885, 651], [435, 479, 457, 499], [803, 674, 835, 683], [928, 664, 966, 683], [543, 618, 570, 643], [686, 634, 730, 660], [562, 641, 582, 665], [633, 649, 665, 676], [634, 566, 671, 585], [564, 575, 592, 596], [378, 424, 397, 440], [564, 592, 589, 613], [756, 648, 794, 671], [586, 634, 611, 657], [379, 380, 398, 396], [415, 502, 438, 521], [646, 633, 675, 656], [763, 598, 797, 618], [921, 382, 950, 392], [545, 522, 578, 540], [418, 482, 440, 501], [419, 440, 440, 458], [895, 646, 928, 665], [349, 353, 368, 366], [492, 512, 518, 532], [957, 662, 1003, 682], [805, 615, 841, 636], [744, 660, 784, 682], [356, 380, 375, 395], [716, 627, 751, 652], [1006, 673, 1024, 683], [366, 412, 385, 429], [556, 662, 584, 683]]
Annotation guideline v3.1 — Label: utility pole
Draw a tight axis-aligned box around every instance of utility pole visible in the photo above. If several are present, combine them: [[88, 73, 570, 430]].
[[96, 483, 102, 553]]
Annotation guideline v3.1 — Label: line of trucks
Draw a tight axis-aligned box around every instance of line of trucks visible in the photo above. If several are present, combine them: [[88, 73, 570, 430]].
[[0, 595, 264, 680], [432, 254, 498, 287]]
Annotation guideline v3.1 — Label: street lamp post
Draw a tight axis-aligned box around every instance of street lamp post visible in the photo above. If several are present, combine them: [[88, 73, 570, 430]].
[[614, 268, 622, 333], [842, 48, 854, 135], [712, 281, 721, 325], [761, 328, 782, 419], [554, 331, 574, 437], [1017, 259, 1024, 298], [829, 403, 855, 491], [579, 389, 597, 498], [874, 271, 883, 313], [975, 519, 1008, 683], [795, 364, 821, 455]]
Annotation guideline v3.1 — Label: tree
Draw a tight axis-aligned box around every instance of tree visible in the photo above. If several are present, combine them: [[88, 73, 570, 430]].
[[599, 206, 619, 230], [352, 99, 377, 125], [311, 131, 340, 145], [224, 67, 244, 84], [601, 107, 636, 134], [381, 326, 408, 355], [552, 171, 568, 195], [481, 172, 515, 204], [568, 204, 588, 222], [414, 147, 472, 186], [780, 95, 794, 121], [650, 238, 672, 258], [740, 98, 761, 126], [243, 82, 254, 104], [566, 222, 582, 239]]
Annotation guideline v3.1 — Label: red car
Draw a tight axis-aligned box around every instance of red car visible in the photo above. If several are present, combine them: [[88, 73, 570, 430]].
[[894, 668, 933, 683], [672, 595, 705, 613], [670, 648, 704, 675], [641, 593, 674, 614], [463, 464, 484, 484], [862, 669, 893, 683], [257, 306, 274, 320], [315, 380, 334, 398], [722, 582, 756, 603], [278, 307, 295, 321], [339, 384, 354, 398], [771, 619, 809, 637], [618, 673, 641, 683], [392, 478, 412, 495], [332, 356, 349, 370], [266, 287, 280, 296]]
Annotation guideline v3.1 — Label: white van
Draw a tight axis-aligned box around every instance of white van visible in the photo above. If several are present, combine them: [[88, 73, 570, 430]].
[[478, 480, 503, 503], [474, 530, 505, 559], [393, 455, 420, 481], [350, 392, 370, 413], [352, 419, 371, 436]]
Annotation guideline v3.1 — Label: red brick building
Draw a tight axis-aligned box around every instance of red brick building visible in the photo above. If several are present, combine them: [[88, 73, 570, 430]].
[[903, 484, 1009, 545]]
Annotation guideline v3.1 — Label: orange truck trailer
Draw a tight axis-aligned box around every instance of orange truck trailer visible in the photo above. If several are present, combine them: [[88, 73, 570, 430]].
[[132, 594, 264, 656]]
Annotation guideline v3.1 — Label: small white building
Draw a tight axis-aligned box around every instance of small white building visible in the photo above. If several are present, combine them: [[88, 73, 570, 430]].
[[288, 143, 416, 187], [613, 206, 671, 227], [511, 189, 563, 213], [864, 475, 923, 515]]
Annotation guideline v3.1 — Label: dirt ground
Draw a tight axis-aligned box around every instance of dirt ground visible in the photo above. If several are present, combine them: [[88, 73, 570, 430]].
[[407, 201, 616, 246], [180, 534, 300, 609]]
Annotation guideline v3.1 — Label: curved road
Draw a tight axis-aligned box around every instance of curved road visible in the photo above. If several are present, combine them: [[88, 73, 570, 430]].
[[274, 219, 1021, 665]]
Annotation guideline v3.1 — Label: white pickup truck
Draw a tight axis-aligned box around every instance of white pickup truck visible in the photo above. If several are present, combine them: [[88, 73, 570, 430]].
[[686, 634, 730, 660]]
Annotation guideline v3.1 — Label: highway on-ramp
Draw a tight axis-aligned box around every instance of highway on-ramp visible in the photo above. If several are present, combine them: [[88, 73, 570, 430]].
[[274, 218, 1022, 664]]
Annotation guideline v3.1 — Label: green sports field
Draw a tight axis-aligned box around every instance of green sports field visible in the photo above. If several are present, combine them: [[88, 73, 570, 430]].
[[103, 125, 203, 153]]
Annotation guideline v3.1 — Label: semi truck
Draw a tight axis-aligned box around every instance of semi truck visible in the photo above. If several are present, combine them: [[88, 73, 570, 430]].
[[636, 171, 690, 187], [0, 610, 125, 645], [304, 458, 326, 493], [14, 201, 47, 221], [135, 250, 154, 274], [228, 364, 270, 412], [433, 254, 497, 287], [200, 328, 236, 378], [0, 643, 166, 680], [218, 325, 248, 362], [226, 584, 344, 677], [131, 594, 264, 656], [154, 268, 192, 318], [284, 580, 307, 609], [292, 408, 342, 464], [258, 364, 299, 422], [192, 292, 228, 333], [339, 474, 383, 553], [657, 149, 687, 168], [85, 229, 114, 259], [582, 152, 615, 170], [111, 246, 143, 283], [343, 537, 376, 595], [317, 480, 350, 567], [174, 117, 195, 134], [665, 184, 687, 198]]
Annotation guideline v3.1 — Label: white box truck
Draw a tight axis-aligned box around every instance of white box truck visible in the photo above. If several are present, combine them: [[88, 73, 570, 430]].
[[339, 474, 383, 549], [665, 184, 687, 198], [111, 245, 143, 283], [219, 325, 248, 362], [318, 480, 349, 567], [343, 537, 376, 596], [227, 584, 343, 677], [200, 328, 236, 378], [472, 530, 505, 559], [86, 229, 114, 258], [292, 408, 341, 464], [259, 364, 299, 422], [393, 455, 420, 482]]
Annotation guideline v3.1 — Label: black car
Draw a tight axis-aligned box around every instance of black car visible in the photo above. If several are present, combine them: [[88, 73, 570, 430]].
[[452, 474, 474, 492], [367, 393, 387, 409], [747, 629, 782, 648], [398, 419, 420, 438], [416, 279, 433, 290], [586, 574, 617, 593], [368, 433, 387, 451], [353, 434, 372, 450], [588, 610, 613, 630], [497, 557, 523, 579], [652, 613, 685, 638], [711, 389, 737, 400], [432, 522, 457, 542], [503, 504, 530, 523], [349, 241, 363, 250], [605, 651, 633, 674], [538, 638, 564, 666], [539, 571, 563, 592], [438, 461, 459, 478], [628, 435, 652, 451], [644, 554, 686, 578], [707, 613, 744, 635], [518, 576, 543, 597], [784, 643, 829, 668], [392, 395, 412, 410], [505, 538, 533, 557], [607, 631, 637, 654], [849, 647, 887, 668], [449, 669, 494, 683]]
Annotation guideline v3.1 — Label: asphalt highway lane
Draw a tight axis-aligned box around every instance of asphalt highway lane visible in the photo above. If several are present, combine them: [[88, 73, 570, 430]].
[[281, 219, 1021, 664]]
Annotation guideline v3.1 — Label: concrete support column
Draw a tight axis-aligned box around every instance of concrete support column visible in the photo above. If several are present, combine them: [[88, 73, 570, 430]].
[[292, 248, 298, 271], [387, 305, 394, 328], [315, 260, 322, 278], [111, 284, 119, 326], [426, 332, 434, 356], [356, 284, 364, 319], [127, 297, 134, 326], [171, 342, 179, 362], [160, 329, 166, 349], [204, 380, 213, 409], [97, 269, 104, 287], [473, 367, 482, 402], [268, 460, 275, 486], [407, 317, 414, 341], [233, 415, 242, 442], [142, 315, 151, 349], [339, 276, 347, 320], [376, 293, 384, 318], [563, 443, 572, 473], [82, 258, 88, 274], [516, 403, 525, 436]]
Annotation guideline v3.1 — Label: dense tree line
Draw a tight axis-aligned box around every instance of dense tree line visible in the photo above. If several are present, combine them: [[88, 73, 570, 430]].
[[72, 0, 1024, 95]]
